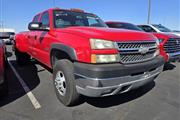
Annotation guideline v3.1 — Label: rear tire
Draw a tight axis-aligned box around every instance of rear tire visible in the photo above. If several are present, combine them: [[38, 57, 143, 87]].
[[53, 59, 80, 106], [15, 48, 30, 66]]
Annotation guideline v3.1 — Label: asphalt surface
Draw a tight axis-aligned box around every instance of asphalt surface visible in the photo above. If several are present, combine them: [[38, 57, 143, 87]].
[[0, 45, 179, 120]]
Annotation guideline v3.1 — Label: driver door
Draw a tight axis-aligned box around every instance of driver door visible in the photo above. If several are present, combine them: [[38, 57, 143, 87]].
[[33, 11, 51, 65]]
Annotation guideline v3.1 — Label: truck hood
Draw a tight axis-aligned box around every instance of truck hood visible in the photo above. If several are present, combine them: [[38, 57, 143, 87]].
[[168, 32, 180, 37], [57, 27, 156, 42], [152, 33, 180, 39]]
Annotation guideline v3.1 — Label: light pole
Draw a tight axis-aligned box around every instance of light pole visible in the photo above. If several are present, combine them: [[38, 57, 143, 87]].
[[147, 0, 151, 24]]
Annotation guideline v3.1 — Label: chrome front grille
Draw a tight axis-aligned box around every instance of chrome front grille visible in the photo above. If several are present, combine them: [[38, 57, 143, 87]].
[[118, 42, 156, 50], [117, 41, 157, 64], [164, 38, 180, 53]]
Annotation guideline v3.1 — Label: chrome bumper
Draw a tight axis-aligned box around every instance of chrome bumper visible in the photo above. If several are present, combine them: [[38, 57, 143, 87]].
[[76, 65, 164, 97]]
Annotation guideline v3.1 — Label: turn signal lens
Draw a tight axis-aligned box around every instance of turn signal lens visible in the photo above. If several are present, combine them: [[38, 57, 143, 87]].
[[91, 54, 120, 63]]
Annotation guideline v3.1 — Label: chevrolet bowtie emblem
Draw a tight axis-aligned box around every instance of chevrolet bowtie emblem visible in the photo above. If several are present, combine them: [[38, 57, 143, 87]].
[[139, 46, 149, 54]]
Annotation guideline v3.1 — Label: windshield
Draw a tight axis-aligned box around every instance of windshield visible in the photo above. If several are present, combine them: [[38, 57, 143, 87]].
[[107, 22, 143, 31], [152, 24, 171, 32], [53, 10, 108, 28]]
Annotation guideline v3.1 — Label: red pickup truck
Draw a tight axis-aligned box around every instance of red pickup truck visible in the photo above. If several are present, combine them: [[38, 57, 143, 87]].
[[138, 25, 180, 62], [15, 8, 164, 106]]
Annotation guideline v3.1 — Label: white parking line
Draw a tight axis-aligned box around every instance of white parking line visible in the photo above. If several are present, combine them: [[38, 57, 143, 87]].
[[7, 59, 41, 109]]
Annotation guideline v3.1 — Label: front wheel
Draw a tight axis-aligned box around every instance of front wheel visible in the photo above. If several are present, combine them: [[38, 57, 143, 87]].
[[53, 59, 80, 106]]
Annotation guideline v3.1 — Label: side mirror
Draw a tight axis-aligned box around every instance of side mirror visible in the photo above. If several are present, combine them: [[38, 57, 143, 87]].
[[28, 22, 42, 31], [28, 22, 50, 31]]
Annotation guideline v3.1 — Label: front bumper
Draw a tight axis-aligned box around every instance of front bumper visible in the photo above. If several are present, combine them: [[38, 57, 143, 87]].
[[74, 56, 164, 97], [168, 51, 180, 62]]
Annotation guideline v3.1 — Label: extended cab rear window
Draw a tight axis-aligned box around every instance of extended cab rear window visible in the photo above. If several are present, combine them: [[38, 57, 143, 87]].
[[53, 10, 107, 28], [33, 14, 40, 22]]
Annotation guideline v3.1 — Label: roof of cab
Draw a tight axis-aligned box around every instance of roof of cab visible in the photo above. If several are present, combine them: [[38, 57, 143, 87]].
[[36, 7, 88, 15]]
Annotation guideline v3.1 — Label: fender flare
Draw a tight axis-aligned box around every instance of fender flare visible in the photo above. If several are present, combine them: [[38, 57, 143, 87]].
[[50, 43, 78, 61]]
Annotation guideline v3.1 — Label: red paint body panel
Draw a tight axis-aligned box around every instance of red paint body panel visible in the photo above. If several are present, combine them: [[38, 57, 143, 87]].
[[15, 8, 158, 68], [91, 49, 118, 54], [55, 27, 157, 41], [151, 33, 179, 62]]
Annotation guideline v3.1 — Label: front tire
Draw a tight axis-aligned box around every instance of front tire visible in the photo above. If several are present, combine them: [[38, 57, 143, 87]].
[[15, 48, 30, 66], [53, 59, 80, 106]]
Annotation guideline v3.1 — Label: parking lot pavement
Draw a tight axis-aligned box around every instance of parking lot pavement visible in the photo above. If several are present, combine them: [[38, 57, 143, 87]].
[[0, 45, 179, 120]]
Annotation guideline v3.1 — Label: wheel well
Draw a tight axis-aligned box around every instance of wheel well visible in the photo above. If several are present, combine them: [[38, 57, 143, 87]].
[[51, 49, 72, 67]]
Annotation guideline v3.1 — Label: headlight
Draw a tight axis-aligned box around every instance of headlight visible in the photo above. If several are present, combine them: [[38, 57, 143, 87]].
[[91, 54, 120, 63], [156, 39, 160, 46], [90, 38, 116, 49], [154, 39, 160, 56], [154, 49, 160, 56]]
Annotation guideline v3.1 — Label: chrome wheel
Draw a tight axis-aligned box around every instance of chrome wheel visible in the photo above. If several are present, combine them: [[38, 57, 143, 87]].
[[54, 71, 66, 96]]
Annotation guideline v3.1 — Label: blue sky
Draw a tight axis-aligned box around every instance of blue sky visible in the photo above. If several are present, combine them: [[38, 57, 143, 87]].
[[0, 0, 179, 32]]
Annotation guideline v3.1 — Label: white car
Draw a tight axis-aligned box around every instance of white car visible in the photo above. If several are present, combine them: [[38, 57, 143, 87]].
[[138, 24, 180, 37], [172, 30, 180, 36]]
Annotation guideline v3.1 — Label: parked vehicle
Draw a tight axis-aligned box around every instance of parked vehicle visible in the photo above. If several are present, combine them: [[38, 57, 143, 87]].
[[173, 30, 180, 33], [14, 8, 164, 106], [0, 28, 15, 45], [137, 24, 180, 37], [0, 39, 8, 96], [138, 24, 180, 62], [106, 21, 180, 62], [106, 21, 143, 31], [172, 30, 180, 36]]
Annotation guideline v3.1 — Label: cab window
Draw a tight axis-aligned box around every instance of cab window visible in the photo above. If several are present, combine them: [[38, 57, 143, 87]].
[[40, 11, 50, 28], [33, 14, 40, 22]]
